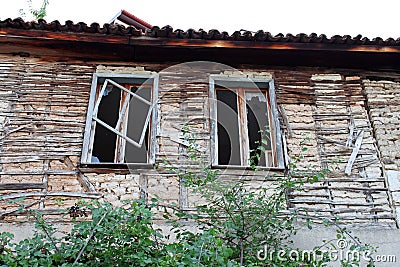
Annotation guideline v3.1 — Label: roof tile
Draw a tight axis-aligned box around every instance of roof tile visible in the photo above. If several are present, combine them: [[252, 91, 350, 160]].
[[0, 18, 399, 46]]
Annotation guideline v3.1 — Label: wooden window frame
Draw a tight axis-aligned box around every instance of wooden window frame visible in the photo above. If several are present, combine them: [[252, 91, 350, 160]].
[[209, 75, 284, 169], [81, 73, 159, 167]]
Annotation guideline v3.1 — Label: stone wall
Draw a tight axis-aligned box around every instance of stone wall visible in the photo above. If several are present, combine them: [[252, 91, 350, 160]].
[[0, 55, 398, 228], [364, 80, 400, 225], [279, 73, 393, 224]]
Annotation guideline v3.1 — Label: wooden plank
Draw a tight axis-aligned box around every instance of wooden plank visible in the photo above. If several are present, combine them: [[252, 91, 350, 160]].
[[290, 199, 388, 205], [76, 172, 97, 193], [64, 156, 97, 193], [115, 88, 130, 132], [0, 170, 77, 175], [0, 192, 101, 201], [237, 88, 248, 165], [116, 86, 130, 163], [0, 183, 46, 190]]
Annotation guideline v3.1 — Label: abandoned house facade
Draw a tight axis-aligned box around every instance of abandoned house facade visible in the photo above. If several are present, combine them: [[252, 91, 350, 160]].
[[0, 17, 400, 259]]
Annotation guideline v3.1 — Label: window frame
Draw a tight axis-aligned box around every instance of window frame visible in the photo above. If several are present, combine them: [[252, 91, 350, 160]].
[[209, 75, 284, 169], [81, 72, 159, 166]]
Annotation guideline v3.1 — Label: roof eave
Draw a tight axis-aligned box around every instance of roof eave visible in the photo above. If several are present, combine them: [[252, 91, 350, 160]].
[[0, 29, 400, 70], [1, 28, 399, 53]]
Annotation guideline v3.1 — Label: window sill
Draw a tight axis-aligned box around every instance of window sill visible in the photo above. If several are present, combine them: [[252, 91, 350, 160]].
[[79, 163, 154, 174], [211, 165, 285, 172]]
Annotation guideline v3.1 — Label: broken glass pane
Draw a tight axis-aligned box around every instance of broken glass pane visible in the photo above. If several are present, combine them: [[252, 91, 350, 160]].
[[125, 86, 152, 163], [245, 91, 270, 166]]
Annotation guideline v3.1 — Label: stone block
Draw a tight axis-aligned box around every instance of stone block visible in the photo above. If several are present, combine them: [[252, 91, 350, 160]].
[[147, 177, 160, 187], [387, 171, 400, 191], [104, 194, 118, 203], [384, 164, 398, 171], [120, 192, 141, 201], [100, 181, 119, 189], [365, 167, 382, 178], [392, 192, 400, 204], [112, 187, 127, 196], [63, 185, 83, 192], [120, 180, 139, 189]]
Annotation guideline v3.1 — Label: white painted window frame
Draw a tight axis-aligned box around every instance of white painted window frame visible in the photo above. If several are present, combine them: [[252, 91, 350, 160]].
[[209, 75, 284, 169], [81, 73, 159, 165]]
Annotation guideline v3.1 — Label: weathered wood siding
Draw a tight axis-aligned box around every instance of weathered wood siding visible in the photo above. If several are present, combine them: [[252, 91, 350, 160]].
[[0, 55, 398, 227]]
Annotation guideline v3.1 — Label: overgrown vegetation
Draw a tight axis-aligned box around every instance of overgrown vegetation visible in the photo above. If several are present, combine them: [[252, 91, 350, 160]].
[[0, 130, 375, 266]]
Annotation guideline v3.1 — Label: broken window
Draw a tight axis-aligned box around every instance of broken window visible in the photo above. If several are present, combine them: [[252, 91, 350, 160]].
[[210, 77, 284, 168], [81, 73, 158, 165]]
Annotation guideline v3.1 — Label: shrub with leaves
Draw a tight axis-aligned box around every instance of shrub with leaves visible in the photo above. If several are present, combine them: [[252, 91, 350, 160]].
[[162, 127, 376, 266], [0, 130, 376, 266], [1, 201, 165, 266], [0, 200, 239, 267]]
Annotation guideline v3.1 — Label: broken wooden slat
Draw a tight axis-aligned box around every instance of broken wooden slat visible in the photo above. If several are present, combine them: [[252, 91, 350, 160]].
[[92, 116, 142, 148], [0, 123, 34, 141], [0, 199, 44, 218], [76, 173, 97, 193], [345, 130, 364, 175], [63, 156, 97, 193]]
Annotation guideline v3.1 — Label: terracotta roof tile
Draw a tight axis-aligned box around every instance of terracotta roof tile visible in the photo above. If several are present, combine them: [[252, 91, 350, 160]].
[[1, 18, 399, 46]]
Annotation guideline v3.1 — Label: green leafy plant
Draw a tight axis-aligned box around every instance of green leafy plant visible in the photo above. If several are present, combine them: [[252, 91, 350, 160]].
[[161, 127, 376, 266], [163, 131, 304, 265], [1, 201, 166, 266], [0, 129, 375, 266]]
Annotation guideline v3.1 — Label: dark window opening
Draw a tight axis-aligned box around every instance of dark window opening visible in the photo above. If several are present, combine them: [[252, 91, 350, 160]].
[[87, 76, 155, 164], [92, 85, 121, 162], [214, 83, 275, 167], [217, 89, 241, 165]]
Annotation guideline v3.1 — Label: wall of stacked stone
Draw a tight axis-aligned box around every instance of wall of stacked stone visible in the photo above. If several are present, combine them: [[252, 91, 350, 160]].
[[363, 80, 400, 225], [0, 55, 397, 227], [275, 73, 393, 224]]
